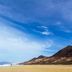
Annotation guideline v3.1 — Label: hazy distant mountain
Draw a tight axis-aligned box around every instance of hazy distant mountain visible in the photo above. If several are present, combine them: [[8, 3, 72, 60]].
[[0, 62, 11, 65], [19, 45, 72, 65]]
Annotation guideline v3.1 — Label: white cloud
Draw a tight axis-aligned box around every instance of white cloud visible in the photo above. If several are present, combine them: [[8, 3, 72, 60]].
[[0, 23, 53, 53], [42, 40, 53, 48], [41, 26, 48, 29], [34, 29, 53, 36], [41, 28, 53, 35], [57, 24, 72, 33], [36, 25, 53, 35], [56, 21, 62, 25], [63, 29, 72, 33], [41, 31, 51, 35]]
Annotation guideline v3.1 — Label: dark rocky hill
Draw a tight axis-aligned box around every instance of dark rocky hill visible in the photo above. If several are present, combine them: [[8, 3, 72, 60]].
[[19, 45, 72, 65], [52, 46, 72, 57]]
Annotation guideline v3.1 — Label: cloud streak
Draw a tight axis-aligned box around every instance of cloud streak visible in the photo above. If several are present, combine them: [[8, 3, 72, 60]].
[[0, 23, 54, 62]]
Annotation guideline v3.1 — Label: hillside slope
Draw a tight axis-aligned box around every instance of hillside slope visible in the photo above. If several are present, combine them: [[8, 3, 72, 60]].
[[19, 46, 72, 65]]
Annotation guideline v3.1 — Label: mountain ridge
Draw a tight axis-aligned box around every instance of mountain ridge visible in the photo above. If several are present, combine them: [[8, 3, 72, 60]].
[[19, 45, 72, 65]]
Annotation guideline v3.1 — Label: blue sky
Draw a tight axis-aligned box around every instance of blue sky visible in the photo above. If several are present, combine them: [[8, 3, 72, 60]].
[[0, 0, 72, 63]]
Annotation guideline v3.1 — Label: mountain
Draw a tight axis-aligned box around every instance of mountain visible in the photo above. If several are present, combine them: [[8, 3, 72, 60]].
[[19, 45, 72, 65], [52, 45, 72, 57], [0, 62, 11, 65]]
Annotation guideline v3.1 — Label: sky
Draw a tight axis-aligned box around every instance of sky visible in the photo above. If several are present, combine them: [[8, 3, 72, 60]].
[[0, 0, 72, 63]]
